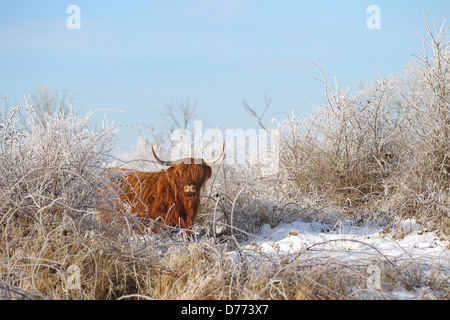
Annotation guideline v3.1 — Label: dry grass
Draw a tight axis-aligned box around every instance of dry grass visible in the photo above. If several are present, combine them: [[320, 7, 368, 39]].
[[1, 17, 449, 300]]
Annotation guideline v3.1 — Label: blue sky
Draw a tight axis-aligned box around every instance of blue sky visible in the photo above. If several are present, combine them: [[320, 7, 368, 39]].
[[0, 0, 449, 152]]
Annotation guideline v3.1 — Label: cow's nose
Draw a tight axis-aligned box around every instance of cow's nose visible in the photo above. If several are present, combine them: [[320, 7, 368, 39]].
[[184, 185, 196, 193]]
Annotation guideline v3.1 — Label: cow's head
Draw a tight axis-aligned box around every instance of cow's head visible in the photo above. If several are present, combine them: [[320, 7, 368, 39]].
[[151, 143, 224, 202]]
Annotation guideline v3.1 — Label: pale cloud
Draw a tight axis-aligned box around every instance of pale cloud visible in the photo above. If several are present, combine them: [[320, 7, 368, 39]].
[[0, 16, 117, 53], [0, 19, 77, 49], [216, 0, 246, 20], [171, 0, 246, 21], [247, 58, 309, 71]]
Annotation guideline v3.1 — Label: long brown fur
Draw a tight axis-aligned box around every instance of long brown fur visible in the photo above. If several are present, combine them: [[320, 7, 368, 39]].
[[100, 158, 212, 234]]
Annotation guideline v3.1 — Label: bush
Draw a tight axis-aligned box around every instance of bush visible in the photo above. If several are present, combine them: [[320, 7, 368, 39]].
[[0, 99, 123, 298], [277, 17, 450, 235], [386, 17, 450, 233], [279, 68, 402, 204]]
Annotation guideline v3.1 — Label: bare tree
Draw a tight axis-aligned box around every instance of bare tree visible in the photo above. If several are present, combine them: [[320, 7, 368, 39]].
[[0, 95, 8, 124], [148, 97, 197, 148], [242, 95, 272, 130], [15, 86, 77, 132], [161, 97, 197, 131], [30, 86, 75, 116]]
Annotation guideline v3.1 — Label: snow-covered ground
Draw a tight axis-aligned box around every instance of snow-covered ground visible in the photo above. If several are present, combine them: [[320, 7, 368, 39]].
[[135, 213, 449, 299], [242, 219, 447, 261], [232, 217, 450, 299]]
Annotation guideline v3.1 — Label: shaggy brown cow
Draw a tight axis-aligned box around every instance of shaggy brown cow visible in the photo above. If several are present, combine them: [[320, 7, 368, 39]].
[[100, 144, 224, 234]]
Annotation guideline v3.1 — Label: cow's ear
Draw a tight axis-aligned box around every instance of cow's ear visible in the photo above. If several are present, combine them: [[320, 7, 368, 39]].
[[166, 167, 175, 178], [203, 165, 212, 180]]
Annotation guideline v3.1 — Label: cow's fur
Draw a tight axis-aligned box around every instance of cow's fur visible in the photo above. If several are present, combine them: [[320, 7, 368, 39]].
[[100, 158, 212, 234]]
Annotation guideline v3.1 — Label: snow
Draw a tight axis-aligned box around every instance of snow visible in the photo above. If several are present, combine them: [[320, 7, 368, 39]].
[[229, 217, 449, 299], [136, 215, 449, 299], [239, 218, 448, 260]]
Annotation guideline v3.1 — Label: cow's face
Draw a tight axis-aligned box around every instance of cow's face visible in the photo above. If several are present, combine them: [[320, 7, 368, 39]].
[[151, 143, 222, 204], [169, 159, 212, 200]]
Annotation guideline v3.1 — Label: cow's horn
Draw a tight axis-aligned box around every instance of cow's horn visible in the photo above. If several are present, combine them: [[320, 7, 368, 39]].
[[204, 142, 225, 164], [151, 144, 174, 166]]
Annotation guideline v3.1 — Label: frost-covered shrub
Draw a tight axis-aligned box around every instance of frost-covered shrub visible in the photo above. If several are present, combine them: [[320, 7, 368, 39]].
[[385, 18, 450, 233], [278, 70, 402, 203], [0, 100, 119, 233], [395, 18, 449, 192], [0, 99, 124, 298]]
